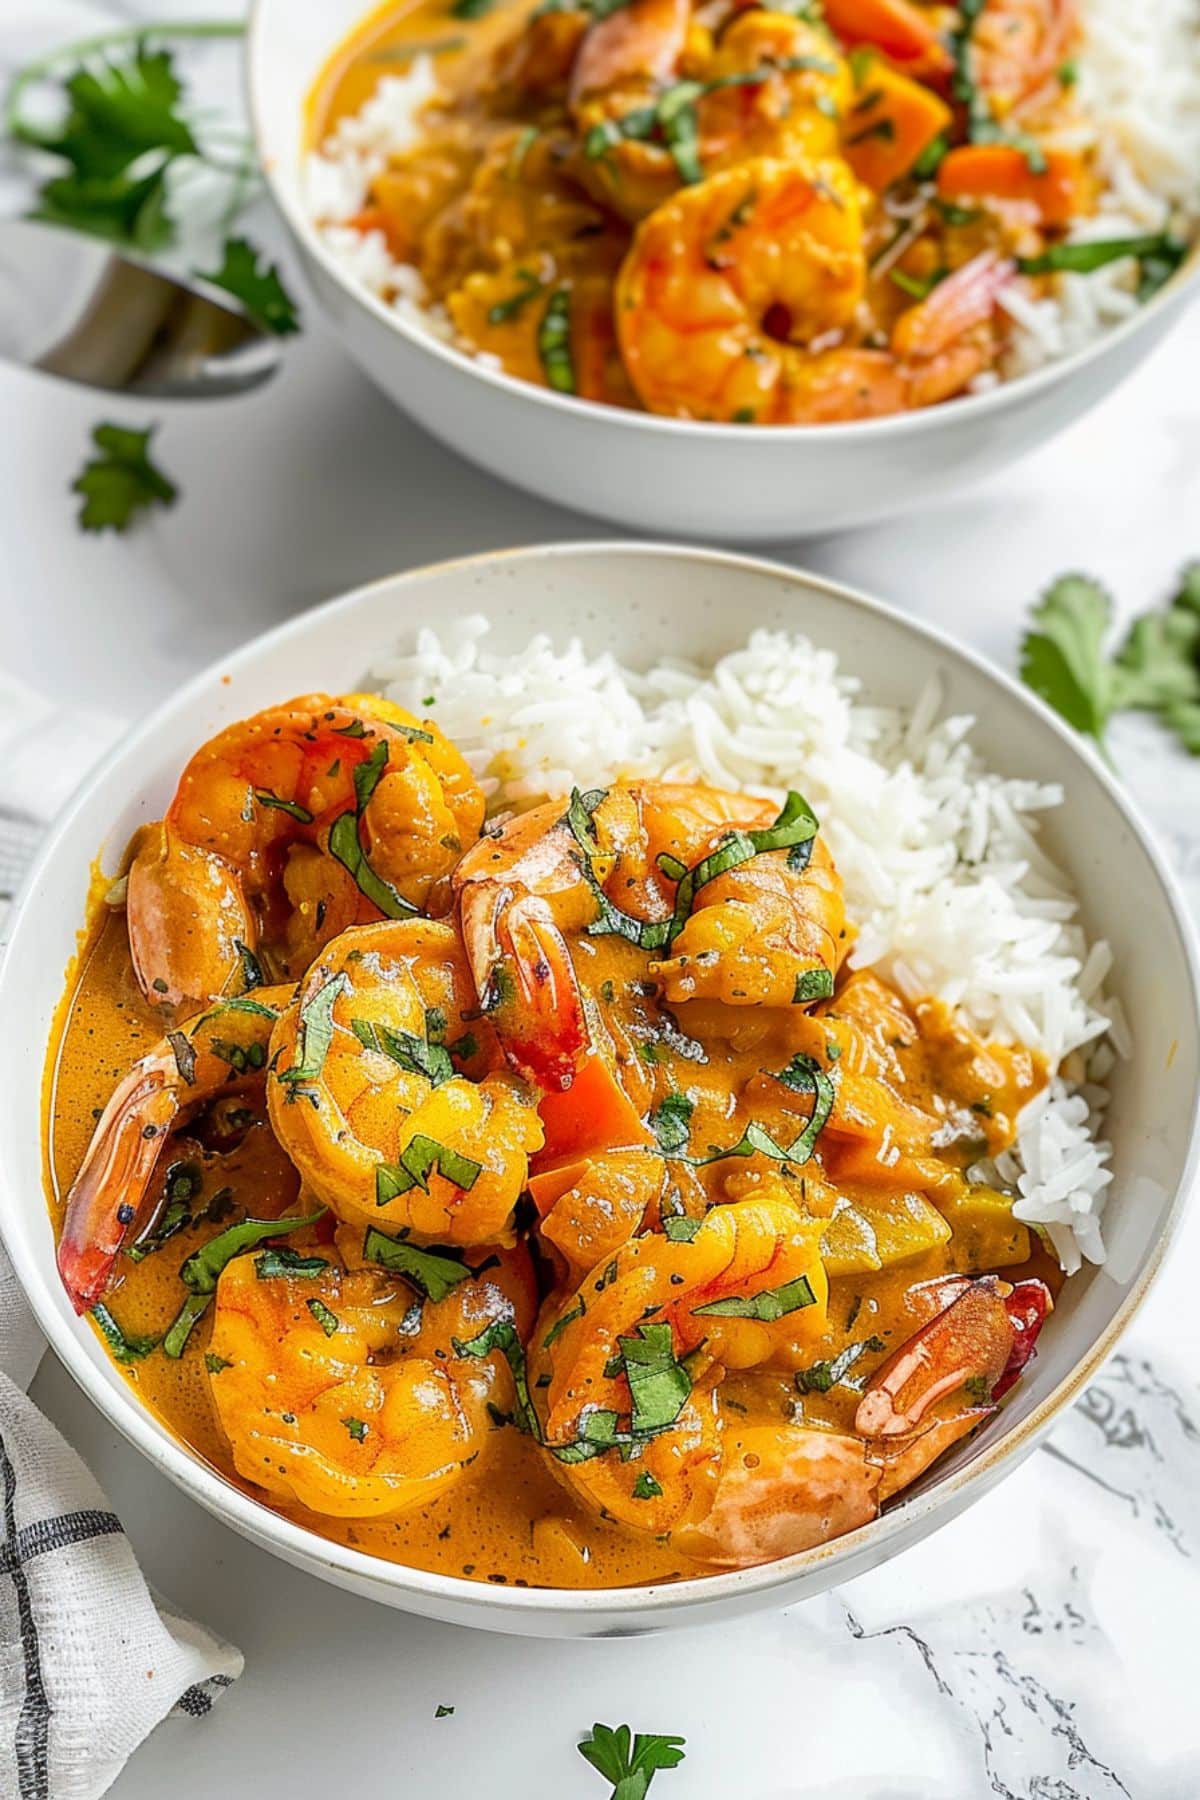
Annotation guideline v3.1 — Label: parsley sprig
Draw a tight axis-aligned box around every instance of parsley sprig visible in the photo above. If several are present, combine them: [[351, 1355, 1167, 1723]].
[[1019, 565, 1200, 757], [578, 1723, 686, 1800], [72, 421, 177, 533]]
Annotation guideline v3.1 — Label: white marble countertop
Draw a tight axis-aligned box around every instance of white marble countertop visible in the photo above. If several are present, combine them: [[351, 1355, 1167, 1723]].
[[3, 5, 1200, 1797]]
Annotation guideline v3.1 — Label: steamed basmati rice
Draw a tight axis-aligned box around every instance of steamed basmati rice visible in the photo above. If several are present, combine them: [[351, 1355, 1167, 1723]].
[[306, 0, 1200, 392], [368, 617, 1120, 1276]]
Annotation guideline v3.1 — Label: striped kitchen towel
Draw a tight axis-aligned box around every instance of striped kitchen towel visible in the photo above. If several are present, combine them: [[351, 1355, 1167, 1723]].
[[0, 674, 243, 1800]]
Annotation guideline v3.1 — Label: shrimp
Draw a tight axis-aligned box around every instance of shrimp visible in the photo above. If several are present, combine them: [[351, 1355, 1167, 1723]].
[[57, 988, 290, 1313], [536, 1192, 829, 1531], [617, 155, 1015, 423], [266, 920, 544, 1246], [453, 779, 845, 1090], [967, 0, 1078, 117], [677, 1274, 1021, 1566], [570, 7, 850, 224], [126, 694, 484, 1013], [208, 1241, 535, 1519]]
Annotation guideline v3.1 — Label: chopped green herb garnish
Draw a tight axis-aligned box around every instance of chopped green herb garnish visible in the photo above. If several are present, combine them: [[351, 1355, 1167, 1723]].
[[694, 1272, 816, 1322], [363, 1226, 472, 1303], [650, 1090, 694, 1155], [162, 1207, 324, 1358], [543, 1294, 586, 1349], [275, 973, 346, 1094], [351, 1011, 454, 1086], [254, 1246, 330, 1280], [537, 286, 576, 393], [616, 1322, 692, 1436], [631, 1471, 663, 1501], [342, 1416, 368, 1441], [434, 1703, 455, 1718], [661, 1215, 702, 1242], [328, 806, 417, 921], [1017, 232, 1185, 280], [486, 266, 545, 324], [375, 1135, 482, 1207], [198, 236, 300, 335], [307, 1296, 340, 1336], [792, 967, 835, 1004], [697, 1051, 834, 1171], [235, 939, 264, 991], [794, 1334, 885, 1394], [204, 1352, 233, 1374], [254, 789, 314, 822], [91, 1302, 158, 1365], [452, 1318, 541, 1438]]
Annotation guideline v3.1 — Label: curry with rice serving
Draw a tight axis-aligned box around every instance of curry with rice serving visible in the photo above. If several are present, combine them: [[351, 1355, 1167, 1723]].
[[304, 0, 1200, 423], [44, 624, 1117, 1588]]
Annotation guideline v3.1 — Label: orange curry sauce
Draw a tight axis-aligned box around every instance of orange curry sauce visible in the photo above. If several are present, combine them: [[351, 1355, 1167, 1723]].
[[44, 836, 1060, 1590]]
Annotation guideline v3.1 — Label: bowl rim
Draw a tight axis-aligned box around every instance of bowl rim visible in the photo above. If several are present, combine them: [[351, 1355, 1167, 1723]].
[[244, 0, 1200, 447], [9, 538, 1200, 1622]]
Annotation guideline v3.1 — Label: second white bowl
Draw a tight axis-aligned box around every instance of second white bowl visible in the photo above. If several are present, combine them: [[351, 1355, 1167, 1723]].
[[248, 0, 1200, 541]]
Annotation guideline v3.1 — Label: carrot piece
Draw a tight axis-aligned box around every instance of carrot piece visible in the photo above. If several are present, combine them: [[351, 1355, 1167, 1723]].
[[534, 1052, 653, 1167], [936, 145, 1091, 227], [843, 56, 952, 191], [822, 0, 952, 75], [528, 1156, 591, 1218]]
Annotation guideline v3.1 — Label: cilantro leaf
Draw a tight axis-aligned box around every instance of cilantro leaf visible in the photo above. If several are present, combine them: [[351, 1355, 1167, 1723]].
[[1019, 574, 1115, 745], [1020, 564, 1200, 758], [199, 236, 301, 334], [578, 1723, 686, 1800], [19, 42, 196, 249], [1113, 570, 1200, 712], [71, 421, 177, 533]]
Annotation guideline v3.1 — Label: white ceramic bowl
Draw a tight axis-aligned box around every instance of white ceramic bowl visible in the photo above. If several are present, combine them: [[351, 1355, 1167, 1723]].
[[5, 544, 1199, 1637], [247, 0, 1200, 542]]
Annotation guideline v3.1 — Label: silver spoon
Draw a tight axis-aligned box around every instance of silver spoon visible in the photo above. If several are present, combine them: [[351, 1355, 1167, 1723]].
[[0, 217, 283, 398]]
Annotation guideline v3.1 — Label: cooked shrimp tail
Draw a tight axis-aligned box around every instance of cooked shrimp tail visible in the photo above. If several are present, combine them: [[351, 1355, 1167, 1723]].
[[57, 989, 289, 1312]]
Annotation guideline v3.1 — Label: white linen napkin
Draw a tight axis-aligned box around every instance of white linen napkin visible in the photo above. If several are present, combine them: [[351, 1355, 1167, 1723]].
[[0, 675, 243, 1800]]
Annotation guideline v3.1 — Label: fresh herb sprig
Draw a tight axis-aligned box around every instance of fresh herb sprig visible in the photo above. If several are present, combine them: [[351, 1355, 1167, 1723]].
[[72, 421, 177, 533], [578, 1723, 686, 1800], [1019, 565, 1200, 757]]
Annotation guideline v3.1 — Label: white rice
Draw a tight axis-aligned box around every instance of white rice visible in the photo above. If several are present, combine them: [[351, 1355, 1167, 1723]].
[[369, 617, 1119, 1276], [306, 0, 1200, 392]]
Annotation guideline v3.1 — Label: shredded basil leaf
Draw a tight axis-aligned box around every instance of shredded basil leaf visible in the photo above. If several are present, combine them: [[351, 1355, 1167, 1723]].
[[277, 973, 347, 1093], [794, 1334, 885, 1394], [487, 266, 545, 324], [617, 1321, 692, 1435], [375, 1135, 483, 1207], [363, 1225, 473, 1302], [694, 1273, 816, 1322], [543, 1294, 586, 1349], [792, 967, 834, 1004], [1018, 232, 1185, 280], [537, 286, 575, 394], [254, 1246, 330, 1280], [307, 1296, 340, 1336], [91, 1302, 157, 1365], [254, 789, 313, 823], [351, 1010, 455, 1086], [452, 1318, 541, 1438], [328, 808, 417, 920], [163, 1208, 325, 1358], [650, 1090, 694, 1155], [631, 1470, 663, 1500]]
